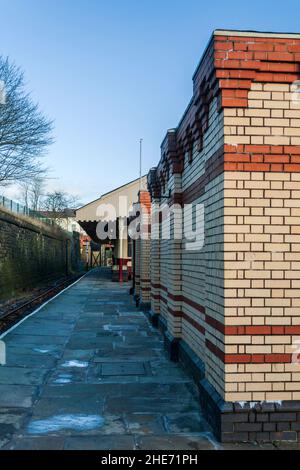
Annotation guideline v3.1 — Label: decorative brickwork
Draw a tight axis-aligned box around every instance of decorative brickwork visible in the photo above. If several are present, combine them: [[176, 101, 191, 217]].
[[138, 191, 152, 310], [146, 30, 300, 442], [132, 191, 152, 309]]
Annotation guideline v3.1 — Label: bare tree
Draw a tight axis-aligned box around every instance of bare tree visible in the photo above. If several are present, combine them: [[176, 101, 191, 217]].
[[42, 190, 80, 215], [18, 181, 30, 207], [41, 190, 81, 232], [30, 177, 45, 211], [17, 176, 46, 210], [0, 56, 53, 187]]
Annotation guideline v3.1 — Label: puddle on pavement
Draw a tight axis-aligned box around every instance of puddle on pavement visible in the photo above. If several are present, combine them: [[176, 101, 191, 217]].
[[61, 360, 88, 368], [27, 414, 104, 434]]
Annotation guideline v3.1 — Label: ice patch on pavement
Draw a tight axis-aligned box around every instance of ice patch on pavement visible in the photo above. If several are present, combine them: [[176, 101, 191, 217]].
[[53, 374, 72, 384], [54, 378, 71, 384], [61, 360, 88, 368], [27, 414, 104, 434]]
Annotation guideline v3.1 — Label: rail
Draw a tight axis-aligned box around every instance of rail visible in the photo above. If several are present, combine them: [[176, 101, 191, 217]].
[[0, 274, 84, 334]]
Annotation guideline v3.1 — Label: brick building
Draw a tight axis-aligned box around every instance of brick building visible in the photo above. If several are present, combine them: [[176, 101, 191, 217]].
[[134, 30, 300, 442]]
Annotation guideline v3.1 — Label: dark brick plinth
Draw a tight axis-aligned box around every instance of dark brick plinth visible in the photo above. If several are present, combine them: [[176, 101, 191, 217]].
[[178, 341, 205, 384], [157, 326, 300, 443], [158, 315, 167, 334], [143, 309, 300, 443], [138, 301, 151, 312], [145, 310, 160, 328], [163, 331, 180, 362], [197, 353, 300, 443]]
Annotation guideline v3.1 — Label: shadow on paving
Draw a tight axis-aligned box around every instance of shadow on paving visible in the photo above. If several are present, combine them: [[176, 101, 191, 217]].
[[0, 268, 281, 450]]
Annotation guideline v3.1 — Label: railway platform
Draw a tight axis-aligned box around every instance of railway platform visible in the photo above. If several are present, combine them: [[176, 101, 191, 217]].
[[0, 269, 276, 450]]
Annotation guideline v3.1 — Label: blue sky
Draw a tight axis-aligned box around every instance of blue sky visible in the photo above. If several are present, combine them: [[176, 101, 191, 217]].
[[1, 0, 300, 204]]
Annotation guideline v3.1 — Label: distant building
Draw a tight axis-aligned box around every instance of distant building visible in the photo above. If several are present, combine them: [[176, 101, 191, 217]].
[[39, 209, 83, 234], [76, 176, 147, 281]]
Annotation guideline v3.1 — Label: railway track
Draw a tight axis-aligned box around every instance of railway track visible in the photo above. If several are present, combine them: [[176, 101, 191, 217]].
[[0, 273, 85, 335]]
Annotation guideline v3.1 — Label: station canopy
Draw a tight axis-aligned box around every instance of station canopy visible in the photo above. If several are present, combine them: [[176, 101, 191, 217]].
[[76, 176, 147, 243]]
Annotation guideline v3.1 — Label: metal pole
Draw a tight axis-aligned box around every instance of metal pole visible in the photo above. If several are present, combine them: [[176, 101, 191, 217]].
[[119, 219, 123, 283], [139, 138, 143, 190]]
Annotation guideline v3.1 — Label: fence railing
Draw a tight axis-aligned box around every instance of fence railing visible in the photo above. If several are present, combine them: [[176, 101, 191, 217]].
[[0, 195, 55, 226]]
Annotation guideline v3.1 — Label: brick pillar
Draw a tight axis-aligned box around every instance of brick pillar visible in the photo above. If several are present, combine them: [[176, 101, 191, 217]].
[[211, 31, 300, 443], [163, 172, 183, 360], [133, 236, 141, 302], [138, 191, 151, 311], [147, 30, 300, 443], [150, 197, 161, 327]]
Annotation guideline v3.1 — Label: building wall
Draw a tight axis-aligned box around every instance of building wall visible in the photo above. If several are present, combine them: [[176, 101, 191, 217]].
[[223, 82, 300, 402], [0, 207, 79, 299], [181, 99, 225, 395], [148, 31, 300, 408], [139, 191, 151, 306], [150, 197, 161, 316]]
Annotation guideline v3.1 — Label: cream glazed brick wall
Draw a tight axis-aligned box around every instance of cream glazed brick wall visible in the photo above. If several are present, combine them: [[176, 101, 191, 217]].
[[182, 97, 224, 191], [159, 207, 169, 325], [222, 77, 300, 402], [181, 173, 225, 397], [153, 99, 226, 393], [155, 98, 224, 340], [139, 207, 151, 304], [224, 170, 300, 402], [177, 98, 225, 396], [160, 174, 183, 338], [150, 198, 161, 315], [224, 82, 300, 147], [134, 237, 141, 298], [150, 237, 160, 314]]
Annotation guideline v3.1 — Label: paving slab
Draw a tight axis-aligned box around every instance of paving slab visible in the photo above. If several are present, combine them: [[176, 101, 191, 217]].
[[3, 353, 57, 369], [0, 367, 48, 385], [124, 413, 166, 435], [135, 434, 217, 450], [4, 436, 65, 450], [0, 408, 30, 449], [0, 384, 38, 408], [0, 268, 277, 450], [64, 435, 135, 450], [6, 334, 67, 346], [5, 344, 63, 358], [101, 362, 147, 376]]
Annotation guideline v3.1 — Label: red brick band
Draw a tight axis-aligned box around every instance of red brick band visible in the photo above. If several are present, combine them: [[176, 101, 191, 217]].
[[206, 340, 293, 365], [225, 144, 300, 172], [151, 283, 297, 364]]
